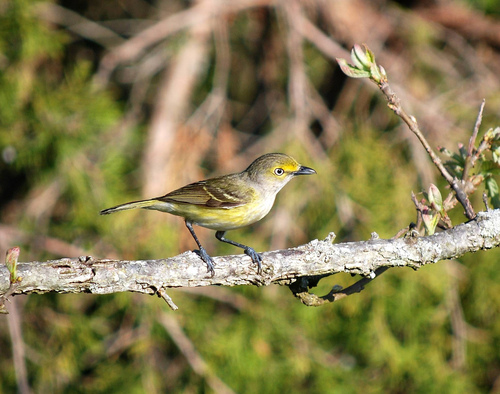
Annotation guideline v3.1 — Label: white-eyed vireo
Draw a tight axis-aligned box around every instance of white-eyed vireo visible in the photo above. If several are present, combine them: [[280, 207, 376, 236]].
[[100, 153, 316, 275]]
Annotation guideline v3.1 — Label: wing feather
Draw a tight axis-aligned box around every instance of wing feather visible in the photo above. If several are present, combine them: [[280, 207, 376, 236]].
[[158, 176, 252, 208]]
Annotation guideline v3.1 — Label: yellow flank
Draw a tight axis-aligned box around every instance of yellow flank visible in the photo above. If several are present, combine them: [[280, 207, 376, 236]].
[[158, 193, 276, 231]]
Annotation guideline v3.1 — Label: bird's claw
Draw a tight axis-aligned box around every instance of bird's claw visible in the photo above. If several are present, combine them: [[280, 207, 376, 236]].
[[193, 248, 215, 277], [244, 247, 263, 274]]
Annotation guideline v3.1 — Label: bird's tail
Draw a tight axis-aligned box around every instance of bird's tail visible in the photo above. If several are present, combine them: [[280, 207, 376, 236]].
[[100, 199, 159, 215]]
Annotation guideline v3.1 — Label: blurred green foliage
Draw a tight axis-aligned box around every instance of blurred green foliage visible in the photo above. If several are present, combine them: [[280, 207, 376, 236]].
[[1, 0, 499, 393]]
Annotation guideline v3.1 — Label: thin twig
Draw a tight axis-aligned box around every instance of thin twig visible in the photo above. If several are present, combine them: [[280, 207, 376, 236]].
[[483, 191, 491, 211], [157, 288, 179, 311], [463, 99, 486, 181], [392, 224, 411, 239], [379, 80, 476, 219]]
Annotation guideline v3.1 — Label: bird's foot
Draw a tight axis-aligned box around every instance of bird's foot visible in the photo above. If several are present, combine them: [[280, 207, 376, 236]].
[[244, 247, 262, 274], [193, 248, 215, 277]]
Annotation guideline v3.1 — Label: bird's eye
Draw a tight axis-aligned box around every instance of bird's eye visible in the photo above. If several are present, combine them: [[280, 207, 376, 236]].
[[274, 168, 285, 176]]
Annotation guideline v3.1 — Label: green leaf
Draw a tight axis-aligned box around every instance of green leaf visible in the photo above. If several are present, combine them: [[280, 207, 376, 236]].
[[337, 44, 386, 83], [492, 146, 500, 165], [479, 160, 500, 176], [336, 58, 371, 78], [428, 184, 443, 213], [485, 177, 500, 208], [352, 44, 370, 70], [365, 45, 376, 64], [370, 62, 382, 83], [421, 207, 440, 235], [5, 246, 20, 284]]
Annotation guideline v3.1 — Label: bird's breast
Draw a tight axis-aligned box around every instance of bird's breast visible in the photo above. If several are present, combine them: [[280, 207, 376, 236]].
[[179, 193, 276, 231]]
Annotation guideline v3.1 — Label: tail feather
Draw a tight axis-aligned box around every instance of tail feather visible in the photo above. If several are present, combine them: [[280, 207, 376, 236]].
[[100, 199, 158, 215]]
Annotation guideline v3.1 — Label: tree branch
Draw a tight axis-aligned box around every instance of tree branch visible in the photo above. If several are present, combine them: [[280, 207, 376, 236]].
[[2, 210, 500, 308]]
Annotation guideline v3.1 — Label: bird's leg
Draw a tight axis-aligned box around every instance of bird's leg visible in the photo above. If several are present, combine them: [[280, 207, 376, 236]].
[[185, 220, 215, 276], [215, 231, 262, 274]]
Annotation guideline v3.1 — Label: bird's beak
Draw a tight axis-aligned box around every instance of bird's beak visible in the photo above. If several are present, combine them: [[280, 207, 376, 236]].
[[294, 166, 316, 176]]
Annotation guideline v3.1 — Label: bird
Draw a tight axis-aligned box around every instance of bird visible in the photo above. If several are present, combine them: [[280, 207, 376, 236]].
[[100, 153, 316, 276]]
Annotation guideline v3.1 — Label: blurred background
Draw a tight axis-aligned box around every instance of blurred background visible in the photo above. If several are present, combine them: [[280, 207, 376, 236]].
[[1, 0, 500, 392]]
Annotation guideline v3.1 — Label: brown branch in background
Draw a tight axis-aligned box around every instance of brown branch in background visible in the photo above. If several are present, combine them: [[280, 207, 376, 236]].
[[96, 1, 212, 83], [417, 3, 500, 48], [104, 321, 150, 359], [141, 0, 212, 198], [295, 12, 349, 61], [282, 0, 308, 131], [305, 78, 341, 148], [177, 287, 250, 311], [96, 0, 272, 84], [6, 300, 32, 394], [465, 100, 497, 178], [186, 17, 230, 137], [124, 45, 170, 122], [36, 3, 125, 48], [446, 261, 467, 371], [158, 313, 235, 393], [0, 224, 91, 258], [279, 1, 334, 160]]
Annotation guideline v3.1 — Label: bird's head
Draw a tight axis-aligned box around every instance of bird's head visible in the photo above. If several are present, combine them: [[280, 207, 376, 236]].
[[245, 153, 316, 194]]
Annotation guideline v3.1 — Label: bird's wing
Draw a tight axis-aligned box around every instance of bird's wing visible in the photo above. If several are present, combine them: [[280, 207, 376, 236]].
[[158, 177, 251, 208]]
